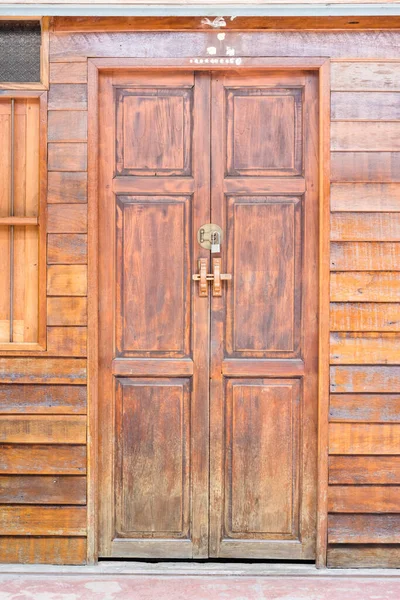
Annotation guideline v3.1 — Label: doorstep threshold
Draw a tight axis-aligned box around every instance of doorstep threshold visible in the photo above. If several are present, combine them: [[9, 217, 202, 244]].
[[0, 562, 400, 577]]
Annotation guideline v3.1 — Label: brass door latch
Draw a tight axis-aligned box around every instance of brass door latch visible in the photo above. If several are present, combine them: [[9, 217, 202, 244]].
[[192, 258, 232, 297]]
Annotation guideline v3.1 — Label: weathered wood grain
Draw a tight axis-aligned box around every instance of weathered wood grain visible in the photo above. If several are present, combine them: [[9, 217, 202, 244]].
[[47, 205, 88, 234], [330, 332, 400, 364], [331, 152, 400, 183], [47, 297, 87, 326], [329, 456, 400, 485], [48, 172, 87, 203], [330, 272, 400, 302], [328, 485, 400, 513], [330, 242, 400, 270], [49, 31, 400, 61], [331, 183, 400, 212], [330, 303, 400, 331], [48, 143, 87, 172], [331, 366, 400, 394], [0, 384, 86, 414], [331, 62, 400, 91], [328, 545, 400, 568], [328, 514, 400, 544], [329, 422, 400, 454], [48, 111, 88, 142], [0, 537, 86, 564], [47, 327, 87, 357], [332, 122, 400, 152], [48, 84, 88, 110], [330, 394, 400, 422], [50, 62, 88, 84], [0, 476, 87, 504], [0, 444, 86, 474], [0, 358, 86, 384], [331, 92, 400, 120], [331, 214, 400, 241], [0, 506, 87, 536], [0, 416, 87, 444], [47, 234, 88, 264], [47, 265, 88, 296]]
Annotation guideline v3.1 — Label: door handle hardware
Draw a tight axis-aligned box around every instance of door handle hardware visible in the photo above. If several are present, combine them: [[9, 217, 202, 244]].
[[192, 257, 232, 297], [197, 223, 223, 251]]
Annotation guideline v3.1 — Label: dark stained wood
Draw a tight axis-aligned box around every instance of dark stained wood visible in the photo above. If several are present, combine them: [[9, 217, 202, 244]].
[[0, 537, 87, 565], [115, 379, 190, 537], [330, 302, 400, 331], [329, 456, 400, 485], [328, 486, 400, 513], [331, 366, 400, 394], [48, 84, 88, 110], [48, 111, 88, 142], [52, 16, 400, 32], [48, 143, 87, 172], [328, 545, 400, 568], [47, 297, 87, 326], [331, 152, 400, 183], [209, 70, 318, 560], [329, 423, 400, 454], [48, 172, 87, 203], [48, 205, 88, 234], [0, 444, 87, 474], [330, 332, 400, 364], [47, 327, 87, 357], [0, 416, 87, 444], [331, 243, 400, 270], [48, 234, 88, 264], [0, 475, 86, 504], [0, 358, 86, 385], [0, 506, 86, 535], [330, 394, 400, 422], [0, 384, 86, 414], [328, 514, 400, 544], [331, 214, 400, 241]]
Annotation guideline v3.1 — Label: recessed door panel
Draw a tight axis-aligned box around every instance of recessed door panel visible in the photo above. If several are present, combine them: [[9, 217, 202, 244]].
[[116, 196, 191, 357]]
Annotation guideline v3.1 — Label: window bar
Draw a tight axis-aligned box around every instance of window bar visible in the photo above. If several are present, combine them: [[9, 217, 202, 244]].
[[9, 98, 14, 343]]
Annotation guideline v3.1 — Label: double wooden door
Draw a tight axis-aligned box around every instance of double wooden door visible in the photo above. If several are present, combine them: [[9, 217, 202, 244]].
[[98, 68, 318, 560]]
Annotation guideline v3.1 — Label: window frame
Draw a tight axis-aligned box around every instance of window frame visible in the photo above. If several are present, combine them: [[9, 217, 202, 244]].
[[0, 90, 47, 354], [0, 17, 49, 91]]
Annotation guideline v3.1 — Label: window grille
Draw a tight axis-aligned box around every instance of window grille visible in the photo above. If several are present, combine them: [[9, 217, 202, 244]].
[[0, 21, 41, 83]]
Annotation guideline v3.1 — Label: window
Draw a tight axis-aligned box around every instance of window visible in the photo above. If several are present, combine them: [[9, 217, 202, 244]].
[[0, 96, 45, 350]]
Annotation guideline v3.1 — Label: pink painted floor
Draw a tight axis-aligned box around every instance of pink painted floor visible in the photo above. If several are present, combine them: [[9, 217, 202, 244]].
[[0, 576, 400, 600]]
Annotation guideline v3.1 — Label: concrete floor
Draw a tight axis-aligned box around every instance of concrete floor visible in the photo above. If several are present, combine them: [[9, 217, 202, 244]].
[[0, 565, 400, 600]]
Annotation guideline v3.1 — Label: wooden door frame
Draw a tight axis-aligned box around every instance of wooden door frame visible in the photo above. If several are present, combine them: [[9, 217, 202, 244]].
[[87, 55, 330, 567]]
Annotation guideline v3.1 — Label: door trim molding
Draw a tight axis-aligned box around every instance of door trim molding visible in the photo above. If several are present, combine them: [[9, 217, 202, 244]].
[[87, 55, 331, 566]]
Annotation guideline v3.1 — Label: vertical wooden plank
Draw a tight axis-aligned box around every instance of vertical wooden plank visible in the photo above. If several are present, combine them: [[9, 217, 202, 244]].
[[0, 100, 11, 343], [317, 59, 330, 569]]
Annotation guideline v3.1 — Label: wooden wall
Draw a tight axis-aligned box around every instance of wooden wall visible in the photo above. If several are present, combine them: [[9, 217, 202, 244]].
[[0, 24, 400, 566], [328, 61, 400, 567]]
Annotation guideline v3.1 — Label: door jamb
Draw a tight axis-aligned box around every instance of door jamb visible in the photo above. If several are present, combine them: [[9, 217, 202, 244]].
[[87, 56, 331, 567]]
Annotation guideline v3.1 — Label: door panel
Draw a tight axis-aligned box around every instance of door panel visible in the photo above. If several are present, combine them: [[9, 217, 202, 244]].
[[209, 71, 318, 559], [98, 68, 318, 560], [98, 71, 210, 558]]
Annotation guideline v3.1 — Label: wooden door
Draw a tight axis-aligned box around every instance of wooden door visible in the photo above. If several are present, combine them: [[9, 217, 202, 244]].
[[98, 70, 211, 558], [98, 68, 318, 560], [209, 71, 319, 559]]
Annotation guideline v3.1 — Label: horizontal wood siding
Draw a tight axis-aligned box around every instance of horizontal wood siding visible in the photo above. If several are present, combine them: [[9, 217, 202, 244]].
[[0, 62, 89, 564], [329, 59, 400, 568]]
